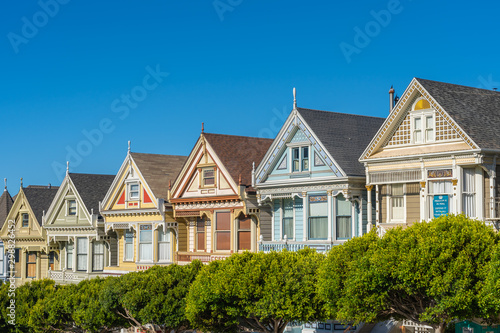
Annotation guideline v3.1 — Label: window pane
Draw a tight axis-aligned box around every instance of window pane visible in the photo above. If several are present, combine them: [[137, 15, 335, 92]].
[[463, 168, 475, 192], [22, 214, 29, 227], [309, 196, 327, 216], [414, 117, 421, 129], [238, 231, 251, 250], [336, 216, 352, 239], [158, 242, 170, 261], [158, 229, 170, 242], [392, 184, 404, 196], [125, 243, 133, 261], [283, 218, 294, 239], [69, 200, 77, 215], [139, 244, 152, 261], [204, 169, 215, 186], [337, 196, 351, 216], [77, 254, 87, 271], [216, 232, 230, 251], [140, 229, 152, 242], [216, 212, 230, 231], [77, 238, 87, 254], [283, 199, 293, 218], [429, 181, 452, 194], [238, 217, 251, 230], [309, 217, 327, 239], [196, 218, 205, 232], [426, 116, 433, 129], [130, 184, 139, 191], [67, 243, 73, 269], [93, 243, 104, 271], [125, 231, 134, 243]]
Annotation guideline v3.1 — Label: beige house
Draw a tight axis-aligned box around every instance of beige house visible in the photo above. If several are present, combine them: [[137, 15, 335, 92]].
[[360, 78, 500, 232], [0, 183, 58, 285]]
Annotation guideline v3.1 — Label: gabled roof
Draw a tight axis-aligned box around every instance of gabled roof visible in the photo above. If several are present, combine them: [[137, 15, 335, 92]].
[[416, 78, 500, 150], [0, 189, 14, 229], [22, 186, 59, 225], [130, 152, 187, 200], [297, 108, 385, 176], [203, 133, 273, 186], [69, 173, 115, 214]]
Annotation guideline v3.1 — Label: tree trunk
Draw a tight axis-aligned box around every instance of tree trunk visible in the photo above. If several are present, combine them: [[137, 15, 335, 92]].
[[434, 322, 446, 333]]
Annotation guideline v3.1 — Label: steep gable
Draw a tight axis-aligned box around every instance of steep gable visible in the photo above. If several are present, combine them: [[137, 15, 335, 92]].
[[0, 188, 14, 229], [23, 186, 59, 225], [70, 173, 115, 214]]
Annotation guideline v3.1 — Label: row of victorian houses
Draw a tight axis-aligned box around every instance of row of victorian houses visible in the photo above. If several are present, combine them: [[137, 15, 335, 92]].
[[1, 77, 500, 288]]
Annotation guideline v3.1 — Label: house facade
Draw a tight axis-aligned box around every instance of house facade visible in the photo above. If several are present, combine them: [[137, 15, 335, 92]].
[[255, 103, 384, 252], [170, 132, 273, 264], [0, 182, 14, 282], [100, 151, 186, 273], [0, 183, 58, 285], [360, 78, 500, 233], [43, 172, 115, 284]]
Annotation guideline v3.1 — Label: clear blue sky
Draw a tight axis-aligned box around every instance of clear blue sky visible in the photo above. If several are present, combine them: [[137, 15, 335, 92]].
[[1, 0, 499, 191]]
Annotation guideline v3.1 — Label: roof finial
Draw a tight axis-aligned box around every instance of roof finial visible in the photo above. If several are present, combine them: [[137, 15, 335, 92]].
[[128, 140, 131, 153], [293, 87, 297, 110], [239, 174, 242, 185], [201, 122, 204, 134], [20, 177, 23, 188], [66, 161, 69, 175], [4, 178, 6, 191]]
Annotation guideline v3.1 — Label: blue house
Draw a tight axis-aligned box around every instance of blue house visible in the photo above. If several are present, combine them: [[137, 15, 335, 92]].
[[255, 94, 384, 252]]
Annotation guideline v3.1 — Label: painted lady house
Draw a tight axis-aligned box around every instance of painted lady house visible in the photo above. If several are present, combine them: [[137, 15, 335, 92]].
[[99, 148, 186, 273], [255, 92, 384, 252], [0, 181, 58, 285], [360, 78, 500, 231], [170, 130, 273, 264], [43, 171, 115, 284], [0, 180, 14, 282]]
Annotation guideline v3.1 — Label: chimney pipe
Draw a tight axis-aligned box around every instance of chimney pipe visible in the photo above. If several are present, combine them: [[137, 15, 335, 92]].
[[389, 86, 395, 111]]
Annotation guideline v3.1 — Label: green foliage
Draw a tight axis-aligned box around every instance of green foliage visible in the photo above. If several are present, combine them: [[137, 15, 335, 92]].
[[101, 261, 203, 332], [479, 242, 500, 322], [186, 249, 325, 333], [319, 214, 499, 331]]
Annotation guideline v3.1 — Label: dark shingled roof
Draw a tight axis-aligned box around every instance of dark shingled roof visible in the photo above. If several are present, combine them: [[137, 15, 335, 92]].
[[298, 108, 385, 176], [69, 173, 115, 214], [130, 153, 187, 200], [0, 189, 14, 229], [203, 133, 273, 186], [416, 78, 500, 150], [23, 186, 59, 225]]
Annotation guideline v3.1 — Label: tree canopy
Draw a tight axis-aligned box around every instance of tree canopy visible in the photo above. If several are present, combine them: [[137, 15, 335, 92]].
[[318, 214, 500, 333], [186, 248, 325, 333]]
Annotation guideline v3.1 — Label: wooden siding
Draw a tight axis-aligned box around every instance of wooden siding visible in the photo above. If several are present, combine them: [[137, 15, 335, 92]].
[[406, 183, 420, 223], [178, 221, 188, 252], [380, 185, 387, 223], [259, 205, 272, 241]]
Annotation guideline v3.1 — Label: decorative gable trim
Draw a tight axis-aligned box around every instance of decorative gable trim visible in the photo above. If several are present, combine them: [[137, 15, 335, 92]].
[[360, 78, 479, 161], [255, 110, 345, 186]]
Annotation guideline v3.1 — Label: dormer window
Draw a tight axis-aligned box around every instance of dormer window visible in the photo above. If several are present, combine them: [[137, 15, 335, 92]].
[[202, 168, 215, 187], [128, 183, 140, 200], [292, 147, 309, 172], [68, 200, 77, 216]]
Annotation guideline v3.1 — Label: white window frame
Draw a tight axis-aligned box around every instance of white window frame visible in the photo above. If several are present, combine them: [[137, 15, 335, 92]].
[[124, 230, 134, 262], [76, 237, 87, 271], [290, 145, 310, 173], [92, 242, 105, 271], [427, 180, 453, 220], [202, 167, 216, 188], [410, 101, 435, 144], [157, 227, 171, 262], [127, 182, 140, 201], [67, 200, 77, 216], [139, 224, 153, 262], [21, 213, 29, 227], [67, 242, 74, 270], [462, 167, 476, 218], [387, 184, 406, 223]]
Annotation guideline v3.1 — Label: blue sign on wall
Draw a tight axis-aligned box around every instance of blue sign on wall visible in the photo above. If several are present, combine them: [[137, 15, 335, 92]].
[[433, 195, 449, 218]]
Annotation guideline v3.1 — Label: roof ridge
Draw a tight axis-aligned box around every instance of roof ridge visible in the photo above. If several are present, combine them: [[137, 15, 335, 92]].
[[130, 152, 187, 158], [203, 132, 274, 141], [415, 77, 500, 94], [69, 172, 115, 177], [297, 107, 385, 120]]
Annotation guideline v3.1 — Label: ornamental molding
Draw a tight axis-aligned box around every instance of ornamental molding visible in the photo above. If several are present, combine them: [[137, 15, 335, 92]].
[[175, 201, 243, 210], [258, 183, 348, 195]]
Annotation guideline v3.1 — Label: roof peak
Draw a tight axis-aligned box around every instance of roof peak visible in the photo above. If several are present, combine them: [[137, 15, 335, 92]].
[[297, 107, 385, 120], [415, 77, 500, 94]]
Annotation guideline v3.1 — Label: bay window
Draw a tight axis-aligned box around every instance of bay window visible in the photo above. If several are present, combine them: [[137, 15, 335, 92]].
[[93, 242, 104, 271], [77, 237, 87, 271], [309, 195, 328, 240], [336, 195, 352, 239], [282, 198, 294, 239], [158, 226, 171, 262], [124, 230, 134, 261], [139, 225, 153, 261], [428, 180, 453, 218], [462, 168, 476, 217]]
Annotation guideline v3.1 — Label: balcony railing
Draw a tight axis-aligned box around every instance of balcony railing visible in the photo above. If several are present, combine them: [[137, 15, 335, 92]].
[[259, 239, 334, 253], [487, 197, 500, 220], [48, 269, 105, 284]]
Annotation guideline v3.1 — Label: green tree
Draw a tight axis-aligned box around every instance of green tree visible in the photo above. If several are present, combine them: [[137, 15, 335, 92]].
[[479, 242, 500, 322], [319, 214, 499, 333], [101, 261, 202, 333], [186, 248, 325, 333]]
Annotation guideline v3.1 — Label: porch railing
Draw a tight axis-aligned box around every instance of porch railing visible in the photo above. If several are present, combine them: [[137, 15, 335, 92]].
[[258, 240, 333, 253]]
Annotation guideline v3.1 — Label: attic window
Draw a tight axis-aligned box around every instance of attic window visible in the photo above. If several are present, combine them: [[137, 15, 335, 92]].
[[411, 98, 435, 144], [128, 183, 140, 200], [22, 213, 29, 227], [413, 99, 431, 110], [68, 200, 77, 216], [203, 168, 215, 187]]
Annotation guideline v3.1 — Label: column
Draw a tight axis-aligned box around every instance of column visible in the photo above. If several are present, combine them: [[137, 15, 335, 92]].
[[490, 169, 496, 219], [87, 237, 92, 274], [327, 190, 332, 242], [206, 219, 212, 253], [366, 185, 373, 232], [189, 219, 195, 252], [302, 191, 308, 241]]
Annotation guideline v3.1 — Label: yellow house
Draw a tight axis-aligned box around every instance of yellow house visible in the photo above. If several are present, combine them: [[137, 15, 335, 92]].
[[170, 132, 273, 264], [43, 172, 115, 284], [100, 150, 187, 274], [360, 78, 500, 233], [0, 183, 58, 285]]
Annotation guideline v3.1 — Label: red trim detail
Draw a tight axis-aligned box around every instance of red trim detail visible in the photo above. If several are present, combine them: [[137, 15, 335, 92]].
[[117, 191, 125, 205], [143, 189, 153, 203]]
